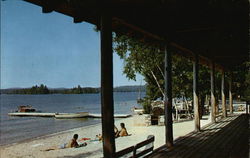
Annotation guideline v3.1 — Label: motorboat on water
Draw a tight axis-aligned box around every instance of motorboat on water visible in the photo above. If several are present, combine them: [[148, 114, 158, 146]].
[[55, 112, 89, 119], [17, 105, 36, 112]]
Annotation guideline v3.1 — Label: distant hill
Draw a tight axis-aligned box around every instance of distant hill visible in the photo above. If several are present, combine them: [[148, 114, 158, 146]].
[[0, 88, 22, 94], [0, 85, 145, 94]]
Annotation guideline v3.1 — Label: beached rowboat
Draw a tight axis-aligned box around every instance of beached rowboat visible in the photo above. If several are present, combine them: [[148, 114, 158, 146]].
[[55, 112, 89, 119], [131, 107, 144, 114]]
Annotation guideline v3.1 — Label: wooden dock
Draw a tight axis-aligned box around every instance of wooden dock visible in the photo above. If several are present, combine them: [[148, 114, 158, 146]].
[[149, 114, 249, 158], [8, 112, 55, 117], [8, 112, 131, 118], [88, 113, 131, 118]]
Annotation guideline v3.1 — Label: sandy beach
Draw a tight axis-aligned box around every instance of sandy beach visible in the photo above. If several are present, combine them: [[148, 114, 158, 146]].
[[0, 115, 211, 158]]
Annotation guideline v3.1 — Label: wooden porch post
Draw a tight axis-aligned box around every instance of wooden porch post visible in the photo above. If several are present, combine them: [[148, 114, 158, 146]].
[[164, 45, 173, 148], [229, 72, 233, 114], [221, 70, 227, 118], [193, 54, 200, 132], [246, 101, 249, 114], [100, 11, 116, 158], [210, 62, 216, 123]]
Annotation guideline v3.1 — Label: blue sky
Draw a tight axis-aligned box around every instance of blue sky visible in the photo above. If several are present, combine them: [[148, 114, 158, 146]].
[[1, 1, 144, 89]]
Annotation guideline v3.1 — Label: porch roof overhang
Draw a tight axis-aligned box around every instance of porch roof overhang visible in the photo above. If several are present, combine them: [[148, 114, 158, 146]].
[[23, 0, 249, 71]]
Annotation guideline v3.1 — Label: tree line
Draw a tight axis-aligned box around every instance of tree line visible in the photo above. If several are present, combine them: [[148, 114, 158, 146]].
[[1, 85, 145, 94], [51, 85, 99, 94], [10, 84, 50, 94]]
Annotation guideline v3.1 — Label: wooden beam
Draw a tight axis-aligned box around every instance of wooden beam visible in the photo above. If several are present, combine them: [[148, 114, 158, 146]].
[[229, 72, 233, 114], [73, 17, 83, 23], [177, 27, 215, 33], [193, 54, 200, 132], [221, 70, 227, 118], [246, 101, 249, 115], [164, 45, 173, 148], [210, 61, 216, 123], [100, 11, 116, 158], [168, 43, 224, 71], [113, 17, 164, 41], [42, 0, 54, 13]]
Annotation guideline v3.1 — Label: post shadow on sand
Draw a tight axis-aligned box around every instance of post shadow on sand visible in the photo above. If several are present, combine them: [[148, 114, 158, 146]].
[[58, 148, 103, 158], [150, 114, 249, 158]]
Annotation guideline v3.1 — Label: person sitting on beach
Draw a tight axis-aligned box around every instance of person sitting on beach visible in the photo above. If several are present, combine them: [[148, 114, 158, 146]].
[[68, 134, 79, 148], [44, 134, 86, 151], [114, 125, 119, 136], [116, 123, 129, 137], [96, 134, 103, 141], [96, 125, 120, 141]]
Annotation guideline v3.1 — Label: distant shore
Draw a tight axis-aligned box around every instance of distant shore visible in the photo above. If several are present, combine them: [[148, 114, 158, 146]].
[[0, 115, 211, 158], [0, 85, 146, 94]]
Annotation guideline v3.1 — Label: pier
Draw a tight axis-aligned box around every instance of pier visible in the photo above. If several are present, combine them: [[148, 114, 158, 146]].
[[8, 112, 131, 118], [8, 112, 55, 117], [88, 113, 131, 118]]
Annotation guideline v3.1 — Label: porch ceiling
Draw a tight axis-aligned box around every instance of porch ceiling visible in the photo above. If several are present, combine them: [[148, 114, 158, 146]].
[[23, 0, 249, 70]]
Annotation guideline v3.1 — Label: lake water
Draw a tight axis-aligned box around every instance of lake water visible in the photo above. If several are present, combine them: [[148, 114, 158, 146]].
[[0, 92, 143, 146]]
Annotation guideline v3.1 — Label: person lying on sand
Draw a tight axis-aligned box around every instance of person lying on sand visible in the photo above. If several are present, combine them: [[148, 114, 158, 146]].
[[44, 134, 87, 151], [79, 137, 91, 141]]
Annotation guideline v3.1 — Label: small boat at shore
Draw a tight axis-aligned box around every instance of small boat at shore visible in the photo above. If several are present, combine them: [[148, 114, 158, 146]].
[[131, 107, 144, 114], [8, 105, 47, 116], [17, 105, 36, 112], [55, 112, 89, 119]]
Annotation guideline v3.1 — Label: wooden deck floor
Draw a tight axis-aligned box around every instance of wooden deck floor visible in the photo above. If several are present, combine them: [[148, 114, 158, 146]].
[[149, 114, 249, 158]]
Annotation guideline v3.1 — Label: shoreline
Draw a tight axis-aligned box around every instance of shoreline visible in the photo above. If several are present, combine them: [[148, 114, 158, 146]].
[[0, 115, 212, 158], [0, 117, 126, 148], [0, 120, 103, 148]]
